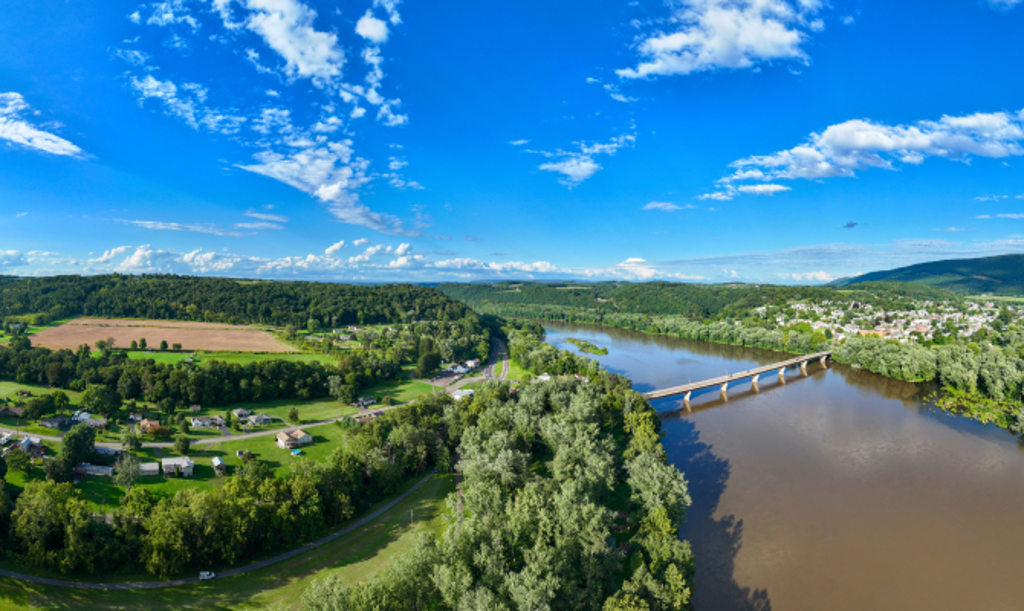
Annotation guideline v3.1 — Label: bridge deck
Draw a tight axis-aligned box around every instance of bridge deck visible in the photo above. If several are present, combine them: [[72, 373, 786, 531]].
[[643, 351, 832, 400]]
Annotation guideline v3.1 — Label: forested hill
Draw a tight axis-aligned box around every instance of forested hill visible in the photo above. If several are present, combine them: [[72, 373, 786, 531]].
[[832, 254, 1024, 295], [0, 275, 475, 327], [439, 280, 956, 320]]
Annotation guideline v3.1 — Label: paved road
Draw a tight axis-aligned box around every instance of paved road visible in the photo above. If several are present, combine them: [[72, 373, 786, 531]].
[[446, 337, 509, 392], [0, 472, 436, 590]]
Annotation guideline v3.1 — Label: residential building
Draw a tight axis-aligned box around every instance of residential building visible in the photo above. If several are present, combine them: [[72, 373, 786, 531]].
[[276, 429, 313, 449], [161, 456, 195, 477], [247, 413, 272, 426], [139, 462, 160, 477]]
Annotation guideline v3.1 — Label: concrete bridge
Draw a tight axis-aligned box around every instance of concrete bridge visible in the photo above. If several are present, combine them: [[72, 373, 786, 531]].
[[642, 351, 832, 405]]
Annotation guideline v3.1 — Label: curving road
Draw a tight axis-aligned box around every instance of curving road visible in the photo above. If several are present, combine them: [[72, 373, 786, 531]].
[[0, 472, 435, 590]]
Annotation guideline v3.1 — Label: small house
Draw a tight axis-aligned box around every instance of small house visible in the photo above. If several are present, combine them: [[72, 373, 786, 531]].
[[231, 408, 251, 419], [354, 397, 375, 409], [247, 413, 272, 426], [2, 405, 25, 417], [94, 446, 122, 457], [465, 359, 481, 368], [276, 429, 313, 450], [161, 456, 195, 477], [0, 432, 12, 445], [190, 415, 225, 428], [139, 462, 160, 477], [211, 456, 226, 474], [128, 412, 143, 422], [189, 404, 202, 412]]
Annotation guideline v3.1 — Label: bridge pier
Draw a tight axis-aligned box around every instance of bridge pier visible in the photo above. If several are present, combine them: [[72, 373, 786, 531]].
[[778, 366, 786, 383], [683, 391, 691, 411], [751, 373, 760, 391], [799, 360, 808, 375], [720, 382, 728, 395], [820, 355, 828, 368]]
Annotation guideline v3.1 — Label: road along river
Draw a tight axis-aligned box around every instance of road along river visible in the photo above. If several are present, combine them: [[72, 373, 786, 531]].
[[545, 322, 1024, 611]]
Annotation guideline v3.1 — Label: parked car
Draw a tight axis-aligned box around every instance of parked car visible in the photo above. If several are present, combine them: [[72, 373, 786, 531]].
[[199, 571, 216, 581]]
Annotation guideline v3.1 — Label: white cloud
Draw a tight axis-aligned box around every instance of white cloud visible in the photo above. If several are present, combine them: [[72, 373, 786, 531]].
[[88, 246, 133, 264], [988, 0, 1022, 9], [130, 75, 246, 134], [373, 0, 402, 24], [698, 191, 734, 201], [395, 242, 411, 256], [243, 0, 346, 87], [531, 132, 636, 187], [353, 238, 369, 246], [324, 240, 346, 256], [719, 107, 1024, 191], [0, 92, 85, 158], [146, 0, 200, 30], [235, 221, 284, 230], [977, 213, 1024, 220], [643, 201, 694, 211], [617, 0, 822, 79], [509, 139, 529, 146], [736, 183, 791, 195], [355, 11, 389, 43]]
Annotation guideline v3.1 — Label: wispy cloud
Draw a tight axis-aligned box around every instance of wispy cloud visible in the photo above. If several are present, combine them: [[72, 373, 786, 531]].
[[527, 131, 636, 187], [122, 219, 244, 237], [0, 92, 85, 157], [643, 201, 693, 212]]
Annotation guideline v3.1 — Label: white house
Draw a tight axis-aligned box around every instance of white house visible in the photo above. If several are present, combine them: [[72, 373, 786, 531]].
[[452, 389, 475, 401], [94, 446, 122, 457], [231, 408, 251, 419], [211, 456, 226, 474], [161, 456, 195, 477], [190, 415, 225, 429], [139, 462, 160, 477]]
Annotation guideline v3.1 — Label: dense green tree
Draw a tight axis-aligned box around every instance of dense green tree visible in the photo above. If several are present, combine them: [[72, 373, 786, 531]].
[[174, 434, 190, 456]]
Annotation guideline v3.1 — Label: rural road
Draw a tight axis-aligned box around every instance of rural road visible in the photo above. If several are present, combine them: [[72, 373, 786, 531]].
[[446, 337, 509, 392], [0, 472, 436, 590]]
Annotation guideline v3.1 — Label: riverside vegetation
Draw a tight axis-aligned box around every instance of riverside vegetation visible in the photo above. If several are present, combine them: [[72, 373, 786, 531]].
[[441, 281, 1024, 432]]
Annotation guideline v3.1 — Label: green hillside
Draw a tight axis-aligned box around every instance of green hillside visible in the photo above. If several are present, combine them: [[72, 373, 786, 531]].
[[833, 254, 1024, 295]]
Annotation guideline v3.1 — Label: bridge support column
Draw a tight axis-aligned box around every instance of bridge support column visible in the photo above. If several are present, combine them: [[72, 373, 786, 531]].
[[820, 355, 828, 368], [751, 373, 760, 391], [799, 360, 808, 375], [720, 382, 728, 395], [683, 391, 691, 411], [778, 367, 786, 383]]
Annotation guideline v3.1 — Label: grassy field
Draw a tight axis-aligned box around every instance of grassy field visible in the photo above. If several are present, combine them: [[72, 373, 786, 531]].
[[505, 358, 532, 382], [360, 376, 439, 407], [0, 381, 83, 404], [198, 397, 358, 426], [0, 474, 455, 610]]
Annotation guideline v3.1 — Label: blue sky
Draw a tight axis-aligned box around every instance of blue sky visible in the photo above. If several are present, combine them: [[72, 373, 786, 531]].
[[1, 0, 1023, 283]]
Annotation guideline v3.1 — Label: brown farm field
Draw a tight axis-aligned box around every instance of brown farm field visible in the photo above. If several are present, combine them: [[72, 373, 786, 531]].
[[30, 318, 297, 352]]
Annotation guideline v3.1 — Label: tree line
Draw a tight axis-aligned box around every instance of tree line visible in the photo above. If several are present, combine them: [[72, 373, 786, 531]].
[[0, 274, 475, 329]]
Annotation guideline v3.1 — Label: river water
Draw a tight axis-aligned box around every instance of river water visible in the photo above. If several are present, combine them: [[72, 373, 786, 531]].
[[544, 322, 1024, 611]]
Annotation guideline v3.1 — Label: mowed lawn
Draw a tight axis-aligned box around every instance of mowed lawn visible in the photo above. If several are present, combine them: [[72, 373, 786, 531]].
[[196, 421, 352, 478], [0, 474, 455, 610], [360, 377, 439, 407]]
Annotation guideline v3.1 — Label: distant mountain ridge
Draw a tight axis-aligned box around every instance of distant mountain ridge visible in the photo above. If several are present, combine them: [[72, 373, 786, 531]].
[[833, 254, 1024, 295]]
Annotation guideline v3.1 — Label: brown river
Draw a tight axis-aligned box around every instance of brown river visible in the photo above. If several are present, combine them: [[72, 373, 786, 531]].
[[544, 322, 1024, 611]]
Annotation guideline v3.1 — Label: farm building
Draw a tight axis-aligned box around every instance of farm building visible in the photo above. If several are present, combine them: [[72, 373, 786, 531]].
[[276, 429, 313, 450], [161, 456, 195, 477]]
